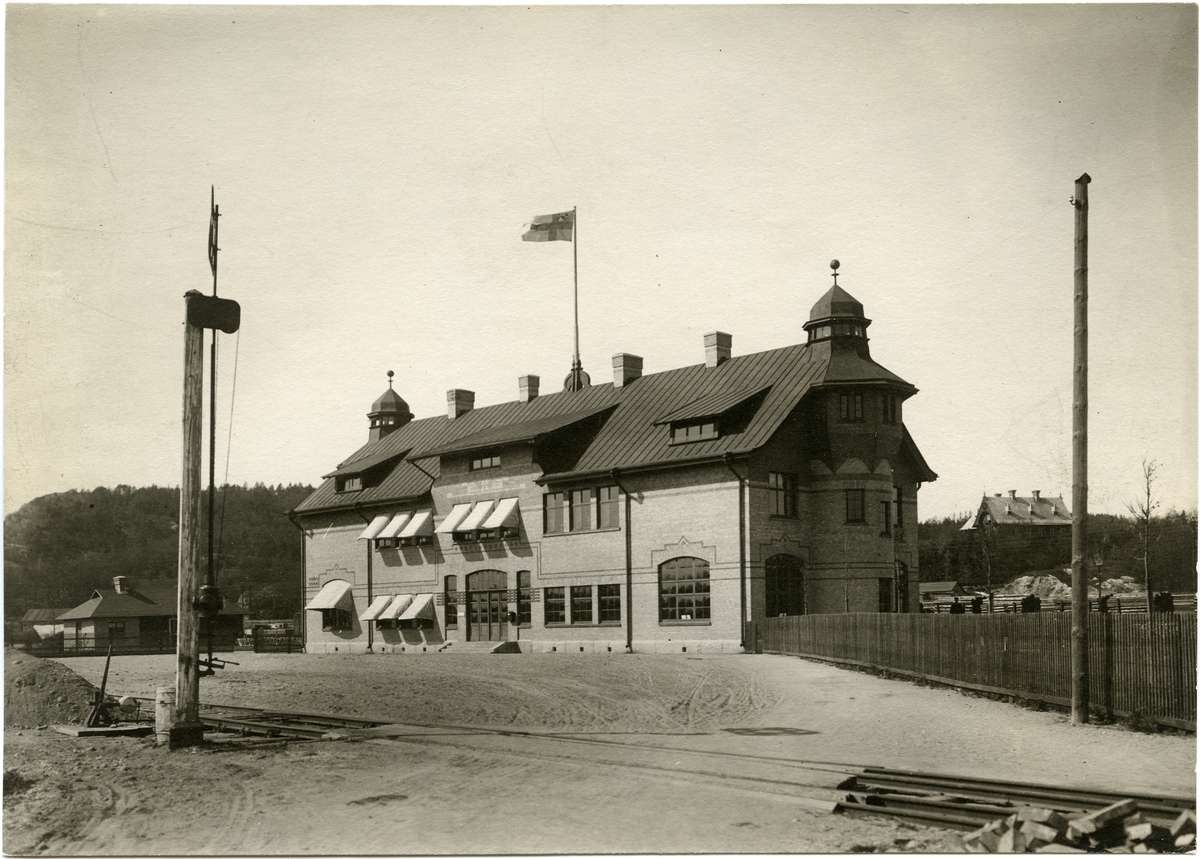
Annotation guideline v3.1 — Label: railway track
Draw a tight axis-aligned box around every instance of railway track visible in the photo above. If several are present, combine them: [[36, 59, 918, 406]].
[[138, 700, 1196, 835]]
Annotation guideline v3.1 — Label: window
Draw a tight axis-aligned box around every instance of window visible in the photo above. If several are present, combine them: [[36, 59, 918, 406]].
[[880, 500, 892, 535], [883, 394, 898, 425], [598, 486, 619, 529], [320, 608, 352, 632], [570, 586, 593, 623], [544, 492, 569, 533], [768, 472, 798, 518], [470, 454, 501, 471], [107, 621, 126, 639], [670, 421, 718, 444], [846, 489, 866, 523], [878, 578, 894, 613], [570, 489, 595, 532], [598, 584, 621, 623], [517, 571, 532, 626], [839, 393, 864, 423], [544, 587, 566, 624], [765, 554, 805, 617], [444, 575, 458, 627], [336, 475, 363, 493], [659, 557, 711, 622], [544, 486, 620, 534], [894, 486, 904, 528]]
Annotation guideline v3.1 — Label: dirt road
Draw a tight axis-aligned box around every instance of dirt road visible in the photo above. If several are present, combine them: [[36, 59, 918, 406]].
[[4, 650, 1194, 855]]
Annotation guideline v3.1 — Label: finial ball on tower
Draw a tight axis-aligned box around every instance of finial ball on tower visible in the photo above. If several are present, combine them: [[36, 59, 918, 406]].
[[830, 259, 840, 271]]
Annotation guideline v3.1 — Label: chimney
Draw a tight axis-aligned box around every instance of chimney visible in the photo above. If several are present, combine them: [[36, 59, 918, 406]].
[[113, 576, 128, 594], [704, 331, 732, 368], [1032, 490, 1041, 501], [519, 375, 540, 403], [1008, 489, 1017, 500], [447, 389, 475, 420], [612, 353, 643, 388]]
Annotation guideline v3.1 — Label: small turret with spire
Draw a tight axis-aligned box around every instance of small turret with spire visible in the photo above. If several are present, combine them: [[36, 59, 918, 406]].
[[368, 370, 414, 441]]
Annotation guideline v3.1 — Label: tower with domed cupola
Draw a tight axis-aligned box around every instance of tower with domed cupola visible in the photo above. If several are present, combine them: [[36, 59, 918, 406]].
[[367, 371, 414, 441]]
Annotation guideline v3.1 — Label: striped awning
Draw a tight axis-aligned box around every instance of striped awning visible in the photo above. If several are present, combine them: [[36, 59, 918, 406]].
[[481, 497, 520, 529], [305, 580, 353, 611], [435, 503, 473, 533], [360, 595, 393, 621], [357, 514, 392, 541], [398, 510, 434, 538], [377, 513, 411, 539], [398, 593, 437, 621], [379, 594, 413, 620], [457, 500, 496, 531]]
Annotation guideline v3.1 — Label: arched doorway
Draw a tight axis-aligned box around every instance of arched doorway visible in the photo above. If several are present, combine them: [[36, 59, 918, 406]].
[[765, 554, 805, 617], [466, 570, 508, 642]]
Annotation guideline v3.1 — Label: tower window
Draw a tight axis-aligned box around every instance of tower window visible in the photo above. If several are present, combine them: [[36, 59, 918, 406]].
[[845, 489, 866, 523], [839, 393, 864, 423], [883, 394, 898, 425]]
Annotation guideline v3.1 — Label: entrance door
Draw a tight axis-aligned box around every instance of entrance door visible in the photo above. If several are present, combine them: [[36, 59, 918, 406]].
[[466, 570, 508, 642]]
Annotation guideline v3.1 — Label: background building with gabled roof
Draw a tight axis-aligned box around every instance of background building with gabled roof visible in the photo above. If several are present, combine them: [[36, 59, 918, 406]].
[[56, 575, 242, 653], [291, 268, 937, 654]]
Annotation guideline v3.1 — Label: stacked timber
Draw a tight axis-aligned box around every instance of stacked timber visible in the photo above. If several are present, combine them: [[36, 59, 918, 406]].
[[962, 802, 1196, 853]]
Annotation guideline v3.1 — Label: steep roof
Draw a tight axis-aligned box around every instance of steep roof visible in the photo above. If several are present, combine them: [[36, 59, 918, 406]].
[[295, 337, 933, 514], [963, 494, 1072, 529]]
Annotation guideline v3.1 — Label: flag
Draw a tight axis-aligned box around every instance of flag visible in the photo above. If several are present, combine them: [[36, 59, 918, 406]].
[[208, 186, 219, 276], [522, 210, 573, 242]]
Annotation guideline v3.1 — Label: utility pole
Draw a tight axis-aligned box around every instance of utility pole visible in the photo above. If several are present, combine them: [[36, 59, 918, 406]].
[[174, 291, 207, 748], [1071, 173, 1091, 725]]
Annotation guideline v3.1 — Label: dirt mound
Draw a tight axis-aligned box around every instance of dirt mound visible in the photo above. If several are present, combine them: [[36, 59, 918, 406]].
[[4, 649, 97, 727], [1100, 576, 1143, 595], [999, 574, 1071, 599]]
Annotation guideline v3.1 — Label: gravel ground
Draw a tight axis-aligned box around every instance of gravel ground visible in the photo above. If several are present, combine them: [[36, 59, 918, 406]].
[[4, 648, 1194, 855]]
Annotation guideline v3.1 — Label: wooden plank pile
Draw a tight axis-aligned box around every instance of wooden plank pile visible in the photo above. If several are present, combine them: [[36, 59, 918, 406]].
[[963, 802, 1196, 853]]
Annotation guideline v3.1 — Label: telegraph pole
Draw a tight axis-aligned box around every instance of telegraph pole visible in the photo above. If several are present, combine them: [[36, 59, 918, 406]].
[[1071, 173, 1091, 725]]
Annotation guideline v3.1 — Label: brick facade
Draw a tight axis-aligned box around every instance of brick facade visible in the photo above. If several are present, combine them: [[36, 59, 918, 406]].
[[296, 277, 935, 654]]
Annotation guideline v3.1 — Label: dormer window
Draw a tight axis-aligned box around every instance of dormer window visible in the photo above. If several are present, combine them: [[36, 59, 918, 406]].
[[336, 475, 363, 493], [670, 420, 718, 444]]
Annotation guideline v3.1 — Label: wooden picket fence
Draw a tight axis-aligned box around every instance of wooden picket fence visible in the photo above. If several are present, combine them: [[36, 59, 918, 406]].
[[759, 612, 1197, 731]]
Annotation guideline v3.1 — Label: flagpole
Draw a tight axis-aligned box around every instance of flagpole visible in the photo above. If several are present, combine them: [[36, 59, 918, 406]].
[[578, 206, 583, 388]]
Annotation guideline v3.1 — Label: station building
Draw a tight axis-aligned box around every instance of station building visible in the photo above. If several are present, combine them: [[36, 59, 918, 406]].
[[290, 271, 936, 654]]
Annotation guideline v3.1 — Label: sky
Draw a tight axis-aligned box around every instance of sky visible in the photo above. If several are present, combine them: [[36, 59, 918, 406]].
[[5, 3, 1197, 522]]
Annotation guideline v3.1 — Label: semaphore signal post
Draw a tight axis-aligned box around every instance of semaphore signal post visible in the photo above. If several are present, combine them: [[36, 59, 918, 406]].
[[168, 189, 241, 748]]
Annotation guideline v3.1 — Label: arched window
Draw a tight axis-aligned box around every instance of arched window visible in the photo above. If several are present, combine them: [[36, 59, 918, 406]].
[[659, 557, 710, 622], [765, 554, 805, 618]]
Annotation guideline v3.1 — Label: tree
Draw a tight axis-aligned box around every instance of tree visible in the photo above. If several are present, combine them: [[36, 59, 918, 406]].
[[1126, 459, 1161, 611]]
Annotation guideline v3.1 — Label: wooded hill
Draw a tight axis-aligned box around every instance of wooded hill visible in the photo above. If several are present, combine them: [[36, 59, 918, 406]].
[[5, 484, 313, 620], [918, 509, 1199, 594]]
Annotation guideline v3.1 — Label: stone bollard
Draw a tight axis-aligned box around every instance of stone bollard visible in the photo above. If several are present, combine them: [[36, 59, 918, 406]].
[[155, 687, 176, 746]]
